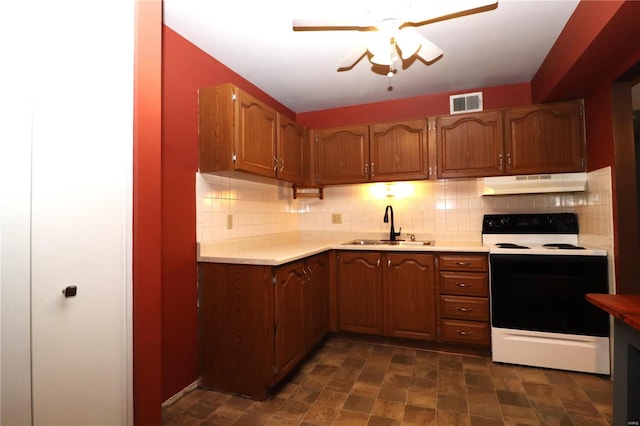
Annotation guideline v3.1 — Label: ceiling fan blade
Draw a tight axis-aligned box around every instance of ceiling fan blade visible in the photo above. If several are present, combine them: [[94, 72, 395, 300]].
[[293, 18, 376, 31], [416, 38, 444, 63], [337, 45, 368, 71], [402, 0, 498, 27]]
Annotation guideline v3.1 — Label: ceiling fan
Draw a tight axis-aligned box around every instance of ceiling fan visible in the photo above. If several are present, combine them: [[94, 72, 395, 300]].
[[293, 0, 498, 75]]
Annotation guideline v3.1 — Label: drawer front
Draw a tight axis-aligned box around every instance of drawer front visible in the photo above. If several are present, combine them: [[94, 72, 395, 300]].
[[441, 320, 490, 346], [440, 272, 488, 297], [440, 296, 489, 321], [439, 254, 487, 272]]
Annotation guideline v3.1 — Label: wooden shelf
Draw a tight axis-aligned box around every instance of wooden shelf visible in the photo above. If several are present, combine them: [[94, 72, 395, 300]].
[[292, 185, 323, 200]]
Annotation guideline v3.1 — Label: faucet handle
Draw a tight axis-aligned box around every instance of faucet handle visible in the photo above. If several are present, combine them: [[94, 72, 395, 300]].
[[395, 227, 402, 237]]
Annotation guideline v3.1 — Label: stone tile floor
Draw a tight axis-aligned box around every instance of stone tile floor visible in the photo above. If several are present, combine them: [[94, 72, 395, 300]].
[[163, 337, 612, 425]]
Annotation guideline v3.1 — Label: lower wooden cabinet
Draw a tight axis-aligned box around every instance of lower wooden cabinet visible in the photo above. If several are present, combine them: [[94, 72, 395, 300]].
[[199, 252, 329, 400], [337, 251, 384, 334], [337, 251, 436, 341], [437, 253, 490, 346]]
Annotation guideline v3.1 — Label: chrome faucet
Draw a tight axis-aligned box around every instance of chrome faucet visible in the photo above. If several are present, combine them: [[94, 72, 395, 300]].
[[383, 205, 401, 241]]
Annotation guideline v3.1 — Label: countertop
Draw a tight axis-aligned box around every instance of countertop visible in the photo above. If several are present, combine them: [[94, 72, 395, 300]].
[[197, 233, 488, 266], [586, 294, 640, 332]]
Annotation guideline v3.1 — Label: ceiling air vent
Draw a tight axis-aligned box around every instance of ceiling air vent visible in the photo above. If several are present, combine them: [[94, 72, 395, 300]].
[[449, 92, 483, 114]]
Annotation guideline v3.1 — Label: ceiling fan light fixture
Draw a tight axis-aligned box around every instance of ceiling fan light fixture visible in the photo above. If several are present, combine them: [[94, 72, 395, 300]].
[[395, 28, 422, 60], [370, 54, 393, 66], [366, 31, 393, 57]]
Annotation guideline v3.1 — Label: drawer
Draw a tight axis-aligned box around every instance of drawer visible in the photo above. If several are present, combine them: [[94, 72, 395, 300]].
[[440, 296, 489, 321], [439, 254, 487, 272], [441, 319, 490, 346], [439, 272, 488, 297]]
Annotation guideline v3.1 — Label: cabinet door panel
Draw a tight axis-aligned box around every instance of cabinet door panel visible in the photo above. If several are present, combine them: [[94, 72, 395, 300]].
[[504, 100, 585, 175], [385, 253, 436, 340], [338, 252, 383, 334], [275, 262, 306, 382], [316, 126, 369, 184], [305, 254, 330, 350], [235, 90, 277, 177], [370, 119, 428, 181], [277, 114, 305, 184], [436, 111, 504, 178]]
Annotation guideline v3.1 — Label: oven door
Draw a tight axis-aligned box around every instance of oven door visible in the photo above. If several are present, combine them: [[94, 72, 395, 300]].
[[490, 254, 609, 337]]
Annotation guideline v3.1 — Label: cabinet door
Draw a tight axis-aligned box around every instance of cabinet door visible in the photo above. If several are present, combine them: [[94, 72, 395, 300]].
[[504, 100, 585, 175], [370, 119, 429, 182], [316, 126, 369, 184], [277, 113, 306, 184], [274, 261, 306, 382], [305, 253, 330, 351], [436, 110, 504, 178], [338, 252, 384, 335], [384, 253, 436, 340], [235, 89, 277, 178]]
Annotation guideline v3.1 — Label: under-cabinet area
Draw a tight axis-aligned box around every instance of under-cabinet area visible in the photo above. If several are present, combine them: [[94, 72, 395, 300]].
[[198, 242, 489, 400]]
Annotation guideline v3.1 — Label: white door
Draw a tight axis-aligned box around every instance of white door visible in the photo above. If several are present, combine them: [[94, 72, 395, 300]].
[[1, 1, 133, 424]]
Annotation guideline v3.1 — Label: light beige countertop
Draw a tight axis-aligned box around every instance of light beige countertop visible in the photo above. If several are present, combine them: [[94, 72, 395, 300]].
[[197, 232, 488, 266]]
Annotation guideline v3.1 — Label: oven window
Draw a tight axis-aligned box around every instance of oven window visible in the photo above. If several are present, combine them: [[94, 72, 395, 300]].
[[490, 254, 609, 337]]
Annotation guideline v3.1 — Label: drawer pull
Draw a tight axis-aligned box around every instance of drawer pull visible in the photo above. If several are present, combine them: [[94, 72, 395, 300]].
[[454, 261, 471, 266], [455, 282, 471, 287], [456, 330, 472, 335], [456, 307, 472, 312]]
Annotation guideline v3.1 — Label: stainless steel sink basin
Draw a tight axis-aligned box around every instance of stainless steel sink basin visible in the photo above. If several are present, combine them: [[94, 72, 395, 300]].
[[342, 239, 434, 246]]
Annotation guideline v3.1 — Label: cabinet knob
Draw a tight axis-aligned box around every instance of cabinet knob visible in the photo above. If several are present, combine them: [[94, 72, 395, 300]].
[[62, 285, 77, 298]]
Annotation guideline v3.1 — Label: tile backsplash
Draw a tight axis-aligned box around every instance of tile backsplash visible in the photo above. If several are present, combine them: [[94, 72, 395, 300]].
[[196, 167, 614, 249]]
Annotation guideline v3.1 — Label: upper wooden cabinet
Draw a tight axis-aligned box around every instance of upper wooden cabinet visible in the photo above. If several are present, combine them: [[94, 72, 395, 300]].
[[435, 100, 585, 179], [315, 125, 370, 185], [504, 100, 585, 175], [436, 110, 504, 179], [314, 119, 429, 185], [370, 119, 429, 182], [198, 84, 305, 184], [276, 113, 306, 184]]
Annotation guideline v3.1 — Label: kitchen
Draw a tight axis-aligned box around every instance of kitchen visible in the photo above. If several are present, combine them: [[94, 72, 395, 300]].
[[157, 1, 640, 425], [2, 1, 638, 425]]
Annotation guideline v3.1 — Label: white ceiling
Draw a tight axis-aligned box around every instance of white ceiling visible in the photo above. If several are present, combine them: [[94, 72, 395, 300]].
[[163, 0, 580, 113]]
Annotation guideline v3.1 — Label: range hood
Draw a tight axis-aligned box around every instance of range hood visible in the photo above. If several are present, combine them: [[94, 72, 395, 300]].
[[482, 172, 587, 195]]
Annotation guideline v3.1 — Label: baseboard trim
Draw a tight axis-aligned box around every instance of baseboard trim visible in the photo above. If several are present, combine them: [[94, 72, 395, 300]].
[[162, 380, 199, 408]]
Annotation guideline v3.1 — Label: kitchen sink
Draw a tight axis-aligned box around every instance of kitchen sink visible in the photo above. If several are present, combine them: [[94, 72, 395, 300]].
[[342, 239, 434, 246]]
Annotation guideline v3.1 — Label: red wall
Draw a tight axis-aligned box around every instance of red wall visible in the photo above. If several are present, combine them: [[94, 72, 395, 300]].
[[297, 83, 531, 128], [133, 1, 163, 424], [531, 0, 640, 172]]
